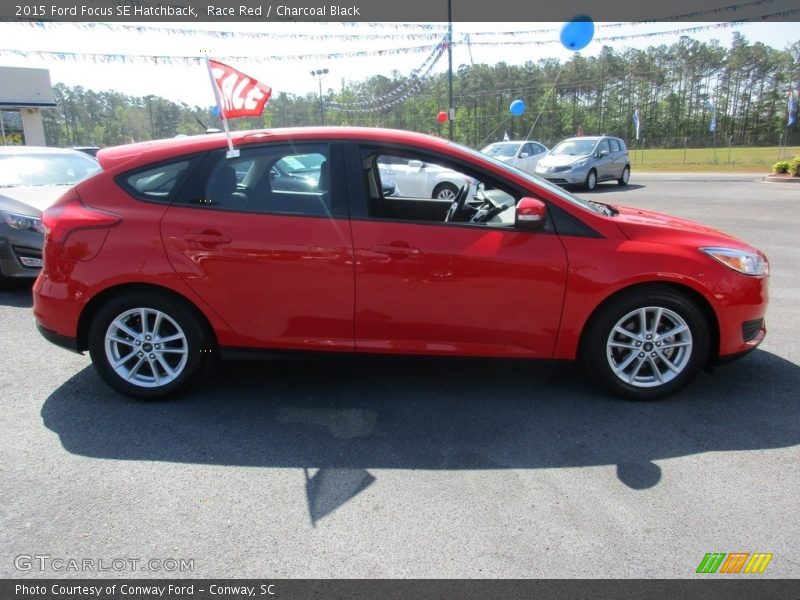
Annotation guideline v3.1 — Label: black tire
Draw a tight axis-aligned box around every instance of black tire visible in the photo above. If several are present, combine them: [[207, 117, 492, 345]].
[[88, 291, 214, 400], [432, 182, 459, 200], [618, 166, 630, 186], [580, 288, 710, 400], [584, 169, 598, 191]]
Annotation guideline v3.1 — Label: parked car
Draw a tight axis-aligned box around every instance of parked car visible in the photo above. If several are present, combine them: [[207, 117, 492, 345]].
[[71, 146, 101, 157], [0, 146, 100, 287], [33, 127, 768, 401], [377, 155, 473, 200], [535, 135, 630, 190], [480, 140, 548, 175]]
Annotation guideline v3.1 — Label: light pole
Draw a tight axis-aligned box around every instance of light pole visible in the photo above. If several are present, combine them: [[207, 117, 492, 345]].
[[310, 68, 329, 125], [144, 95, 155, 139]]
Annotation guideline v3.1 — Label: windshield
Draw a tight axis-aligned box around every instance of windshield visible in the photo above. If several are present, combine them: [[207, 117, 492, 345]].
[[453, 142, 604, 215], [0, 153, 101, 187], [552, 139, 598, 156], [481, 143, 520, 158]]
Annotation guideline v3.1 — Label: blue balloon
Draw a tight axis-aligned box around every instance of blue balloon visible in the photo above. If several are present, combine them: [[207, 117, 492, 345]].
[[560, 16, 594, 52], [210, 105, 220, 118], [510, 99, 525, 116]]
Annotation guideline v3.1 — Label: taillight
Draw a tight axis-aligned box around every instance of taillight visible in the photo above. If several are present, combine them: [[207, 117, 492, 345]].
[[42, 190, 120, 245]]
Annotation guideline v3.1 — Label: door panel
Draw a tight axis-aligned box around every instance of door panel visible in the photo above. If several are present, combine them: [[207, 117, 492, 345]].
[[351, 221, 569, 357], [161, 209, 355, 350]]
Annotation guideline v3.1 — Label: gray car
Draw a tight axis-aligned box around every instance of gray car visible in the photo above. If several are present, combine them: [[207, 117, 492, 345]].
[[0, 146, 100, 287], [534, 135, 630, 191]]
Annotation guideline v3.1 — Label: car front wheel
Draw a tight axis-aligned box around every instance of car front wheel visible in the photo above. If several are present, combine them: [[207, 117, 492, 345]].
[[432, 182, 459, 200], [88, 291, 213, 400], [581, 288, 710, 400], [584, 169, 598, 191]]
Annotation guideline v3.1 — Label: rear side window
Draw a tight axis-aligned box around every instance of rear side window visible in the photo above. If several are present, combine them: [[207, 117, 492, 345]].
[[609, 139, 621, 152], [617, 139, 627, 152], [180, 143, 346, 218], [121, 158, 198, 203]]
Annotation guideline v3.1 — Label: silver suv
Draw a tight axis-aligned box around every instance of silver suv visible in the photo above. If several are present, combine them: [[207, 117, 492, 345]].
[[534, 136, 630, 191]]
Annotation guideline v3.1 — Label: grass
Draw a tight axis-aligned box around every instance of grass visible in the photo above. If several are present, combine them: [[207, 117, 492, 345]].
[[626, 145, 800, 172]]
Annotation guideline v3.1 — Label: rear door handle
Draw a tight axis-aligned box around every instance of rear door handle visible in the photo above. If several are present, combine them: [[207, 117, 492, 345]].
[[372, 244, 420, 257], [182, 231, 232, 246]]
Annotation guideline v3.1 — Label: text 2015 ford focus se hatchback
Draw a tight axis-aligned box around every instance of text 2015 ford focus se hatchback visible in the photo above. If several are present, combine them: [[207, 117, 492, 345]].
[[33, 128, 768, 400]]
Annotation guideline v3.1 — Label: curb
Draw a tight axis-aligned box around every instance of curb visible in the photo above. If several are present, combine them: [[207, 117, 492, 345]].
[[763, 175, 800, 184]]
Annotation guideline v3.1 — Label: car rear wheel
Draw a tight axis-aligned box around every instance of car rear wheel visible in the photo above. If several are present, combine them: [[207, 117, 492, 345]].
[[432, 182, 459, 200], [88, 291, 213, 400], [584, 169, 598, 191], [581, 288, 710, 400], [618, 166, 630, 186]]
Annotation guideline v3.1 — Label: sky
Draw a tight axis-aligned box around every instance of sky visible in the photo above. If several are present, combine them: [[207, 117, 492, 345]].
[[0, 20, 797, 107]]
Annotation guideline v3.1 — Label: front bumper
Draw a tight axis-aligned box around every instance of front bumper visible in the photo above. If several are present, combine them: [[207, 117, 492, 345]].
[[534, 168, 588, 186], [0, 226, 43, 279]]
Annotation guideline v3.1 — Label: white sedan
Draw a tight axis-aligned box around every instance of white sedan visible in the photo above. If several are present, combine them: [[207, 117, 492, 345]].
[[481, 140, 549, 175], [377, 156, 473, 200]]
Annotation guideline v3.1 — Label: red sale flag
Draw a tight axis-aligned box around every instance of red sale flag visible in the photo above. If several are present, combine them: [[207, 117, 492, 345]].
[[205, 57, 272, 157], [208, 59, 272, 118]]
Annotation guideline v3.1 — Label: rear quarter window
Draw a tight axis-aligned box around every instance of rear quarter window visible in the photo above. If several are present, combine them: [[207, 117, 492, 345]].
[[118, 156, 201, 203]]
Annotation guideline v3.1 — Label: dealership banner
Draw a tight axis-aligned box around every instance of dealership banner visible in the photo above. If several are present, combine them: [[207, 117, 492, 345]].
[[3, 0, 800, 21], [3, 580, 800, 600]]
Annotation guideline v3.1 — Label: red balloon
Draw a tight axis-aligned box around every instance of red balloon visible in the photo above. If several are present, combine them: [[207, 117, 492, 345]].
[[437, 111, 448, 123]]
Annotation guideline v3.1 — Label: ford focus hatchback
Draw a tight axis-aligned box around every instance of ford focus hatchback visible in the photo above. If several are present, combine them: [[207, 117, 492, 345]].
[[33, 128, 768, 401]]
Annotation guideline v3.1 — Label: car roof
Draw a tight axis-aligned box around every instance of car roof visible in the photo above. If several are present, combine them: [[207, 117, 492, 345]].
[[560, 136, 622, 143], [95, 127, 458, 172], [0, 145, 97, 157], [486, 140, 545, 145]]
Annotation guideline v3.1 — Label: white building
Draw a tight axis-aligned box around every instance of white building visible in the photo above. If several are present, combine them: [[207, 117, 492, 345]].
[[0, 66, 57, 146]]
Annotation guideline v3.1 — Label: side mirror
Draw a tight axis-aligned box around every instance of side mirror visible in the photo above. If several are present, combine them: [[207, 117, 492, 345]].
[[598, 149, 610, 157], [519, 152, 529, 158], [515, 197, 546, 231], [408, 160, 425, 169]]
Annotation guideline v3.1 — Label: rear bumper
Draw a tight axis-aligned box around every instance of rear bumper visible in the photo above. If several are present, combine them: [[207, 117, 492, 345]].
[[36, 322, 81, 353]]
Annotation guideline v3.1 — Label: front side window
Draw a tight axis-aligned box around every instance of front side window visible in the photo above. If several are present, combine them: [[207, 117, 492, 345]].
[[363, 147, 521, 228]]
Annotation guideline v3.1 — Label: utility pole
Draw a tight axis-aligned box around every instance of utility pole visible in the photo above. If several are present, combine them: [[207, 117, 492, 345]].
[[447, 0, 453, 140], [311, 68, 329, 126]]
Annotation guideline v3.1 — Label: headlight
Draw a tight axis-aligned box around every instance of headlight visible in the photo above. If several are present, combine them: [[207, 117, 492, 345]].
[[700, 247, 767, 276], [1, 209, 44, 233], [571, 158, 590, 169]]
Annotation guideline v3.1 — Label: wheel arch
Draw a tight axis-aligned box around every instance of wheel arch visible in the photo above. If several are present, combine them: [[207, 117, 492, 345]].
[[76, 283, 218, 353], [577, 281, 720, 366]]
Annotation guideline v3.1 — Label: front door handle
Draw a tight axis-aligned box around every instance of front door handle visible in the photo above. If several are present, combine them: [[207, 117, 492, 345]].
[[372, 244, 420, 257]]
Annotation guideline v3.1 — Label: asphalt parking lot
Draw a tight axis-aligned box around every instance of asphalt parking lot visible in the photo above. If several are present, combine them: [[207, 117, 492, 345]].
[[1, 173, 798, 579]]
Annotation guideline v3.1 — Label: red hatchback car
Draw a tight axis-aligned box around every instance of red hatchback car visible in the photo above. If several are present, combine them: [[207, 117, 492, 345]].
[[33, 127, 768, 400]]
